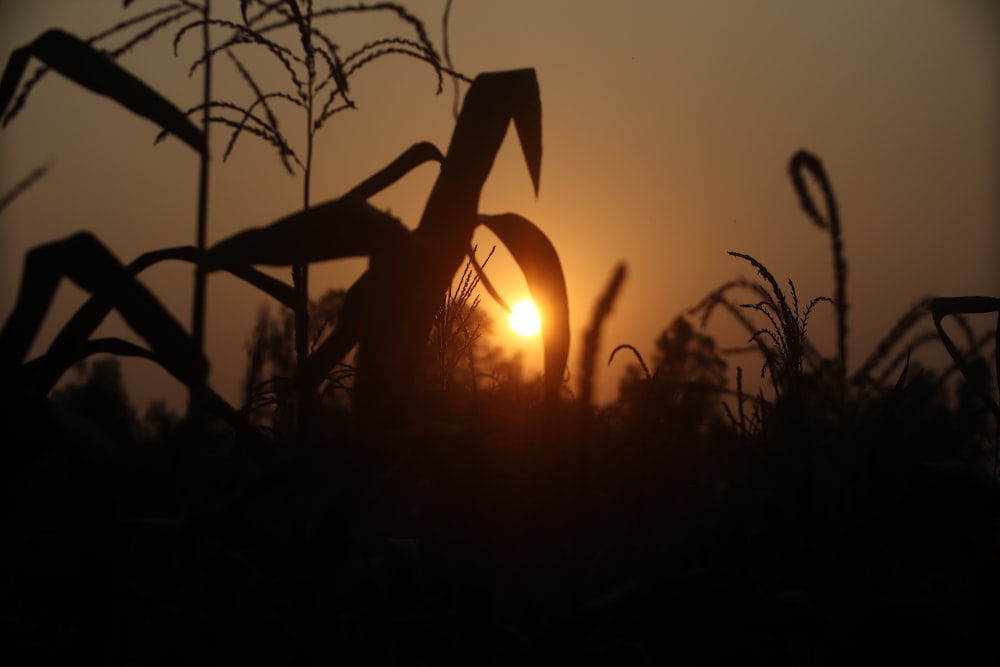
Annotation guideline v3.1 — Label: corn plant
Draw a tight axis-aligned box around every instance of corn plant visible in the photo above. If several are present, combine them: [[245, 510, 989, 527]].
[[1, 59, 568, 438], [688, 149, 958, 422], [3, 3, 473, 433], [167, 1, 469, 426], [205, 67, 569, 429], [0, 28, 207, 396]]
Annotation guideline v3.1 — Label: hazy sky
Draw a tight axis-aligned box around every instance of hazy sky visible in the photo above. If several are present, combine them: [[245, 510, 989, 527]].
[[1, 1, 997, 410]]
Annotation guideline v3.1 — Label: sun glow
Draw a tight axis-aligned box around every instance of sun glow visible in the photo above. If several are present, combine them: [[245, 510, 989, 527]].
[[509, 300, 541, 336]]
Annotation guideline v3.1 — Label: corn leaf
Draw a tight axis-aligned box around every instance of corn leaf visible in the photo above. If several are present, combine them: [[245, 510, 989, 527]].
[[136, 246, 298, 308], [479, 213, 569, 405], [0, 233, 205, 394], [206, 196, 412, 267], [931, 296, 1000, 419], [344, 141, 444, 200], [22, 335, 246, 434], [0, 29, 204, 153], [32, 246, 296, 396], [419, 68, 541, 242], [300, 275, 365, 394]]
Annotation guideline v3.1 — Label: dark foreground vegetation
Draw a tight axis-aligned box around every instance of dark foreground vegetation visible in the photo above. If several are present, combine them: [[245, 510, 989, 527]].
[[2, 3, 998, 664]]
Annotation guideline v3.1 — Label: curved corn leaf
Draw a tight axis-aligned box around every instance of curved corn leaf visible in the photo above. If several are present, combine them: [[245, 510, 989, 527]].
[[26, 335, 246, 433], [0, 29, 204, 153], [419, 68, 541, 242], [21, 339, 255, 446], [0, 233, 206, 396], [206, 196, 412, 267], [478, 213, 569, 405], [33, 246, 296, 396], [134, 246, 298, 307], [931, 296, 1000, 419], [344, 142, 444, 200], [23, 337, 166, 396]]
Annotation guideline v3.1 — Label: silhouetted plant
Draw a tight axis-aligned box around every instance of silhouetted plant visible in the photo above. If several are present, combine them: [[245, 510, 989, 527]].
[[242, 287, 351, 436], [205, 68, 569, 429], [932, 296, 1000, 474], [690, 252, 831, 405], [427, 246, 491, 394], [2, 2, 474, 438], [167, 1, 470, 426], [0, 5, 217, 431], [579, 263, 626, 412], [2, 65, 567, 443], [789, 149, 847, 391]]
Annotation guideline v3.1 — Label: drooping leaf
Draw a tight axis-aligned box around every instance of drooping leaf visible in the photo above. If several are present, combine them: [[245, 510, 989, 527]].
[[133, 246, 298, 308], [206, 196, 413, 267], [479, 213, 569, 405], [344, 142, 444, 200], [419, 68, 541, 243], [22, 334, 248, 437], [931, 296, 1000, 419], [32, 245, 297, 396], [0, 47, 32, 123], [0, 233, 206, 395], [0, 29, 204, 152]]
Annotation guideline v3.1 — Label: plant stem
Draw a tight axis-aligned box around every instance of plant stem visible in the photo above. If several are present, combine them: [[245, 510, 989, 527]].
[[294, 9, 315, 445], [190, 0, 211, 420]]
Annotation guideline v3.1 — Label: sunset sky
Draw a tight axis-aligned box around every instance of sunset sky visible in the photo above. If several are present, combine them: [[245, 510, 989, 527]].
[[1, 0, 997, 410]]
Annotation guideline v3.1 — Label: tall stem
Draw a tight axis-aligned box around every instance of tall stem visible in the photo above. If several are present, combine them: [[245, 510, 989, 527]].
[[190, 0, 211, 416], [293, 10, 315, 445]]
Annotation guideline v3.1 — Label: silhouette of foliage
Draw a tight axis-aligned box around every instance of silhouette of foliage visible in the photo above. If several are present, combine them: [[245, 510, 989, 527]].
[[2, 6, 998, 655]]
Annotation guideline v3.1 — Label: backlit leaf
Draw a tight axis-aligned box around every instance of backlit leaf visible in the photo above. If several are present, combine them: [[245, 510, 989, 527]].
[[479, 213, 569, 405]]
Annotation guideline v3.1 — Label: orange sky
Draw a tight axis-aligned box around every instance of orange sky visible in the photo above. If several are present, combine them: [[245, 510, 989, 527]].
[[1, 1, 997, 410]]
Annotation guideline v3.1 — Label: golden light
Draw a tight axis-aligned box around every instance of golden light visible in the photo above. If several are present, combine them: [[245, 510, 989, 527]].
[[509, 300, 541, 336]]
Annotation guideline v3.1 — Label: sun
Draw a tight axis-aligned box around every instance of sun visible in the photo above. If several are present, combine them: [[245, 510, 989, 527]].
[[509, 300, 541, 336]]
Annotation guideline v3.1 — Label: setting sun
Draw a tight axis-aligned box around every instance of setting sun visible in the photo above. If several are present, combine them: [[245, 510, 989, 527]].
[[509, 300, 541, 336]]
